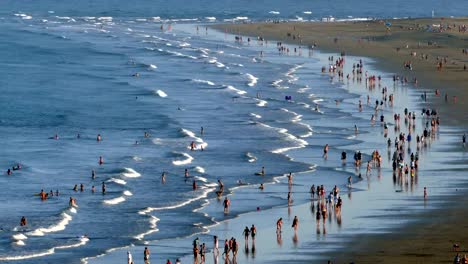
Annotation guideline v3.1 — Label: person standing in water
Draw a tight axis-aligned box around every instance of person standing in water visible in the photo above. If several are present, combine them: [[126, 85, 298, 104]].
[[223, 197, 230, 214], [276, 217, 283, 233], [292, 216, 299, 231], [143, 247, 150, 263], [323, 144, 329, 159], [243, 226, 250, 243], [20, 216, 27, 226], [250, 224, 257, 242], [102, 182, 106, 194], [127, 251, 133, 264], [463, 133, 466, 148]]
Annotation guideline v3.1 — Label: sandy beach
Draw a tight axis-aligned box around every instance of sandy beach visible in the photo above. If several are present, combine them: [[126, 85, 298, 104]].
[[213, 18, 468, 263], [213, 18, 468, 126]]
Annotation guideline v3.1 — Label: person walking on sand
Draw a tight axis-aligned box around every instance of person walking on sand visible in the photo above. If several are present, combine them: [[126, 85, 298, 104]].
[[292, 216, 299, 231]]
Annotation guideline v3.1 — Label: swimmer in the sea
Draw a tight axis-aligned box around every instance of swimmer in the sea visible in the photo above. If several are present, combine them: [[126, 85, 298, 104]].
[[102, 182, 106, 194]]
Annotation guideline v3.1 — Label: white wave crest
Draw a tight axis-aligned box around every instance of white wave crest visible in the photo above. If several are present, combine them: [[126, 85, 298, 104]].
[[245, 73, 258, 87], [103, 196, 126, 205], [154, 89, 168, 98], [108, 178, 127, 185], [28, 211, 73, 236], [172, 152, 194, 166], [250, 113, 262, 119], [121, 168, 141, 178], [12, 234, 28, 241], [138, 187, 215, 213], [192, 79, 215, 86], [194, 166, 205, 173], [255, 99, 267, 107], [246, 152, 257, 163], [224, 85, 247, 95]]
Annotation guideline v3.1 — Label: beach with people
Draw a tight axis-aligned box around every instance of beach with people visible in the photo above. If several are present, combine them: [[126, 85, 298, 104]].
[[0, 1, 467, 264]]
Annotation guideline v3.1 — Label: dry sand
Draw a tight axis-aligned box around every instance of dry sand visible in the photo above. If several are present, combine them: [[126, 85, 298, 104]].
[[213, 18, 468, 127], [213, 18, 468, 263]]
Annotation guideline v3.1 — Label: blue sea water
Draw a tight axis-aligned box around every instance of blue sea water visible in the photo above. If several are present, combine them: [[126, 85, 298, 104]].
[[0, 1, 467, 263]]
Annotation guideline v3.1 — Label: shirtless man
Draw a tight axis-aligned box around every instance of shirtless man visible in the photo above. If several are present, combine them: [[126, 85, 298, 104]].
[[223, 197, 230, 214]]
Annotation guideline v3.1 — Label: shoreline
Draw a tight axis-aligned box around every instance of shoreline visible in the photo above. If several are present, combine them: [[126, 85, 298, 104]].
[[212, 18, 468, 263], [87, 23, 467, 264], [212, 17, 468, 127]]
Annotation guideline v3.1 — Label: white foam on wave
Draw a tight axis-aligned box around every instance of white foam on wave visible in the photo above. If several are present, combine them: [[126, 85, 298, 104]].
[[280, 108, 303, 122], [103, 196, 126, 205], [0, 248, 55, 261], [55, 236, 89, 249], [149, 64, 157, 69], [133, 216, 160, 240], [123, 190, 133, 196], [245, 73, 258, 87], [255, 99, 267, 107], [179, 42, 191, 47], [108, 178, 127, 185], [205, 17, 216, 21], [138, 185, 215, 213], [172, 152, 194, 166], [132, 156, 142, 161], [192, 79, 215, 86], [12, 234, 28, 241], [194, 166, 205, 173], [257, 122, 308, 154], [13, 240, 25, 246], [297, 86, 311, 93], [154, 89, 168, 98], [271, 79, 284, 89], [250, 113, 262, 119], [246, 152, 257, 163], [121, 168, 141, 178], [98, 17, 113, 21], [269, 11, 280, 15], [304, 11, 312, 14], [224, 85, 247, 95], [28, 210, 73, 236]]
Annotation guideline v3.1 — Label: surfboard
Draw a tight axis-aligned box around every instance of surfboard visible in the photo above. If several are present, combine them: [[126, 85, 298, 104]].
[[254, 172, 263, 176]]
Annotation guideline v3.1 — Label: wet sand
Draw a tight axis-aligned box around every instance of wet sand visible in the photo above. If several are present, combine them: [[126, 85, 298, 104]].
[[213, 17, 468, 126], [213, 18, 468, 263]]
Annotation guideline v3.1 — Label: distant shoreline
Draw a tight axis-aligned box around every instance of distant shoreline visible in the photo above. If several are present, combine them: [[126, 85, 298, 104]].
[[212, 17, 468, 127]]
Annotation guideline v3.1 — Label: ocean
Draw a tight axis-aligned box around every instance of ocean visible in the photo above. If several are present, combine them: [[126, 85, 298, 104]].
[[0, 1, 467, 263]]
